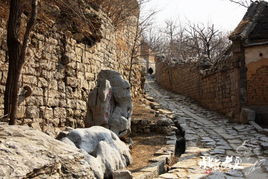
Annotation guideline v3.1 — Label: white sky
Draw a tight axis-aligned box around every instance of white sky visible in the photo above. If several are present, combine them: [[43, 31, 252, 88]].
[[141, 0, 249, 32]]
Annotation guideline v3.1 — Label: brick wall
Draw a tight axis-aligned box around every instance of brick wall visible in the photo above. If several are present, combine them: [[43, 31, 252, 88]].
[[0, 6, 142, 135], [155, 59, 241, 121], [245, 46, 268, 106], [247, 65, 268, 105]]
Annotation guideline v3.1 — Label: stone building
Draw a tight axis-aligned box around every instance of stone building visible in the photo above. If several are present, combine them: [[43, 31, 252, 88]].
[[230, 1, 268, 125], [140, 41, 156, 74]]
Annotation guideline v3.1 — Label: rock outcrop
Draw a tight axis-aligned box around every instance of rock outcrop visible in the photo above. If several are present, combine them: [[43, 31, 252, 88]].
[[86, 70, 132, 138], [59, 126, 132, 178], [0, 124, 95, 179]]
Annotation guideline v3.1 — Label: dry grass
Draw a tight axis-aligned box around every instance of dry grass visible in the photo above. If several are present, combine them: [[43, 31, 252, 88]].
[[132, 99, 156, 120], [127, 134, 166, 172], [129, 99, 166, 172]]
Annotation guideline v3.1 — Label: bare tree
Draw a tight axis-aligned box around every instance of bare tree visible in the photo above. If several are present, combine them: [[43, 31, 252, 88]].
[[182, 23, 231, 64], [127, 1, 157, 85], [144, 20, 187, 62], [161, 20, 179, 60], [144, 21, 230, 65], [186, 23, 219, 62], [4, 0, 38, 125], [228, 0, 262, 8], [144, 26, 164, 54]]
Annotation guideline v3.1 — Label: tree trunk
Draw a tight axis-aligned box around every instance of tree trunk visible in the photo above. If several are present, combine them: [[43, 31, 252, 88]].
[[128, 10, 140, 86], [4, 0, 38, 125]]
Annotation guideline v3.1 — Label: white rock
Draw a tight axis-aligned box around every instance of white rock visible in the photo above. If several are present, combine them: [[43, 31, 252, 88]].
[[60, 126, 132, 178], [86, 70, 132, 138], [0, 125, 95, 179]]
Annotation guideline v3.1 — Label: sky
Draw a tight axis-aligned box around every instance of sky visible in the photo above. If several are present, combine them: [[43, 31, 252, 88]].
[[141, 0, 248, 32]]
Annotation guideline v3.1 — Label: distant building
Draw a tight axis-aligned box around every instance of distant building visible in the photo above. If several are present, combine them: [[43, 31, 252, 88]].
[[140, 41, 156, 74]]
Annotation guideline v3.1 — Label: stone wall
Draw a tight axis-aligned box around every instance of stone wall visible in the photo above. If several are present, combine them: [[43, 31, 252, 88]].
[[0, 4, 142, 135], [155, 59, 241, 121]]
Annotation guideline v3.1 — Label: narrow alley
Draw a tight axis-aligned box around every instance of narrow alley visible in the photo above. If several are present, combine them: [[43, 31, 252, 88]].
[[145, 77, 268, 179]]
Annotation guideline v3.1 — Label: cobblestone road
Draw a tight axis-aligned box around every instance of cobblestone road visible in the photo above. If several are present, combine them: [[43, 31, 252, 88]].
[[145, 78, 268, 179]]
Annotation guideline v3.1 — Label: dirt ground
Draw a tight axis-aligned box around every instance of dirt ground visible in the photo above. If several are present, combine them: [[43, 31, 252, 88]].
[[127, 134, 166, 172], [132, 99, 156, 120], [128, 99, 166, 172]]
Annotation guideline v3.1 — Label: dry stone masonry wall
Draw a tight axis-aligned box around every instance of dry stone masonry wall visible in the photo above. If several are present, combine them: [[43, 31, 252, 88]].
[[155, 58, 241, 121], [0, 3, 142, 135]]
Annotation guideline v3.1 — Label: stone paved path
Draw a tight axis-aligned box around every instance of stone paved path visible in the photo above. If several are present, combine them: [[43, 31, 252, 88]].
[[144, 78, 268, 179]]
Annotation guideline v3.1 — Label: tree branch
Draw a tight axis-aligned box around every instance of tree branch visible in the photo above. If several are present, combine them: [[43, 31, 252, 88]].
[[228, 0, 251, 8], [20, 0, 38, 64]]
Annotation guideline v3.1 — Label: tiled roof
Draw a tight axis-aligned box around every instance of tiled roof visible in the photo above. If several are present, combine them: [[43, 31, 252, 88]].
[[230, 1, 268, 45]]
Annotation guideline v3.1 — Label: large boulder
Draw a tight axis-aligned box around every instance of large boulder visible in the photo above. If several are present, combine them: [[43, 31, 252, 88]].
[[86, 70, 132, 138], [59, 126, 132, 178], [0, 125, 95, 179]]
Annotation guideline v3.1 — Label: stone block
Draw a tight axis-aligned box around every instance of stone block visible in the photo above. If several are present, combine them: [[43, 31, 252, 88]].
[[77, 100, 87, 111], [72, 89, 82, 99], [23, 66, 36, 75], [38, 77, 48, 88], [49, 80, 58, 90], [17, 105, 26, 119], [54, 107, 67, 119], [58, 81, 65, 92], [66, 67, 76, 77], [74, 110, 83, 118], [113, 170, 132, 179], [81, 80, 89, 90], [50, 117, 60, 127], [261, 142, 268, 150], [26, 96, 43, 106], [40, 70, 53, 79], [77, 63, 85, 72], [66, 77, 80, 88], [26, 106, 39, 118], [30, 122, 42, 131], [40, 107, 54, 120], [67, 61, 76, 69], [75, 47, 83, 55], [140, 161, 166, 177], [66, 117, 76, 127], [66, 108, 74, 116], [46, 97, 59, 107], [23, 75, 38, 85], [66, 99, 77, 109], [40, 61, 54, 70], [85, 72, 94, 80], [54, 71, 65, 80], [47, 37, 58, 45], [240, 108, 255, 123], [22, 118, 33, 124], [48, 90, 60, 98], [31, 87, 43, 96], [58, 99, 67, 107]]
